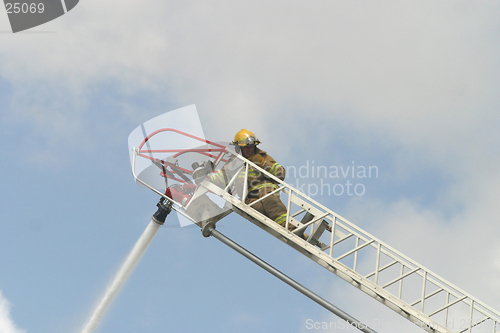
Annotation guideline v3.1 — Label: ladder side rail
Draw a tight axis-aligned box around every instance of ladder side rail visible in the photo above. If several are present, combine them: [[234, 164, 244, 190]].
[[407, 287, 500, 331], [320, 224, 500, 330], [202, 180, 455, 333], [313, 206, 500, 326], [381, 255, 500, 328], [330, 211, 495, 316], [225, 152, 491, 321], [309, 217, 500, 330], [421, 280, 500, 327], [238, 160, 500, 328], [275, 228, 457, 333], [213, 152, 500, 328], [278, 188, 500, 327], [352, 238, 500, 327], [377, 250, 500, 328]]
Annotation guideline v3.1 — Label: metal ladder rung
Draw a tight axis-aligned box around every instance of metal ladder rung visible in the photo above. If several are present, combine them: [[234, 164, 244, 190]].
[[365, 260, 399, 279], [457, 316, 490, 333], [382, 267, 420, 289], [428, 296, 468, 317], [333, 233, 354, 246], [291, 208, 306, 218], [293, 212, 330, 235], [336, 240, 375, 261], [410, 288, 444, 307]]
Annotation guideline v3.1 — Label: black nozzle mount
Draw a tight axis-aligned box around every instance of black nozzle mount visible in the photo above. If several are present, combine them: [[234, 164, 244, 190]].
[[152, 197, 173, 225]]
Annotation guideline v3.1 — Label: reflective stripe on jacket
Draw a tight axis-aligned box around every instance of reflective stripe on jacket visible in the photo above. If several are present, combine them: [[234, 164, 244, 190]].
[[246, 148, 285, 194], [209, 148, 285, 194]]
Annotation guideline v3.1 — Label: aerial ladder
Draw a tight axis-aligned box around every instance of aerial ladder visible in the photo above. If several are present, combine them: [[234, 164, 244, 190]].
[[131, 127, 500, 333]]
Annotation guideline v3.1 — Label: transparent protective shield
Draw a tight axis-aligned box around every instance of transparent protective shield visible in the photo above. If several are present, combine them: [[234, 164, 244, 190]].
[[128, 105, 236, 227], [128, 105, 207, 189]]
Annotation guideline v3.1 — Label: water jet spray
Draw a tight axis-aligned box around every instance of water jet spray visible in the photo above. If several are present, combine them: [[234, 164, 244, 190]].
[[80, 199, 172, 333]]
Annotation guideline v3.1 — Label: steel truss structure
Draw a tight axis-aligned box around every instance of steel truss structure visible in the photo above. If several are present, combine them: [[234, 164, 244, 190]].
[[132, 129, 500, 333]]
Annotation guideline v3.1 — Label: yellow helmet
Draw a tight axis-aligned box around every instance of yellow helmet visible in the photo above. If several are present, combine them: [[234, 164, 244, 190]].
[[231, 129, 260, 146]]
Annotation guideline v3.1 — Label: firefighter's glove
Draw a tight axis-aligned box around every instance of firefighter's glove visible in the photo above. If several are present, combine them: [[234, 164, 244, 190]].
[[249, 154, 266, 169], [192, 161, 214, 185]]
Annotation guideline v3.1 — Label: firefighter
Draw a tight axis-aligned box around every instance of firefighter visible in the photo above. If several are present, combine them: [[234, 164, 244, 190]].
[[210, 129, 291, 230]]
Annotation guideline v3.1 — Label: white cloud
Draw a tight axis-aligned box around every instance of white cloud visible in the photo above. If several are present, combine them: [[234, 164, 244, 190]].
[[0, 291, 25, 333], [1, 1, 499, 152]]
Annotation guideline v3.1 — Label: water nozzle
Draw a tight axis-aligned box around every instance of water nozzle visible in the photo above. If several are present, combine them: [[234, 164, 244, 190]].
[[152, 198, 173, 225]]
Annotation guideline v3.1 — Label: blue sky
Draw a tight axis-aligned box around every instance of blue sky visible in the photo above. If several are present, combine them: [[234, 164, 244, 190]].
[[1, 1, 500, 333]]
